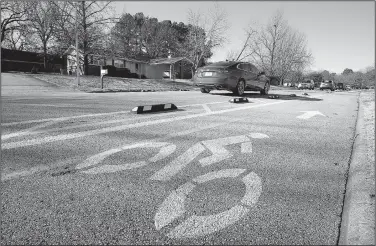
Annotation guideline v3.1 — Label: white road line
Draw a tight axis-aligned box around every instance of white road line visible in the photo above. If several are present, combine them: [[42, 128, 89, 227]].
[[202, 104, 212, 113], [178, 101, 227, 108], [3, 100, 287, 150], [3, 109, 201, 140], [252, 99, 267, 103], [2, 120, 61, 140], [2, 110, 131, 126], [249, 133, 269, 139], [13, 103, 85, 108], [2, 101, 225, 126]]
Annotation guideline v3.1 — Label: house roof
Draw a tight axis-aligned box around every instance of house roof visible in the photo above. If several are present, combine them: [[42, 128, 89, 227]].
[[149, 57, 193, 65]]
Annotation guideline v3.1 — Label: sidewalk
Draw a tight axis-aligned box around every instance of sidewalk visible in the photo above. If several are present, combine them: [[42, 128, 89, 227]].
[[339, 91, 375, 245]]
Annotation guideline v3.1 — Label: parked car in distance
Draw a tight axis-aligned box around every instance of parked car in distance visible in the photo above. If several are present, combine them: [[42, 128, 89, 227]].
[[193, 61, 270, 96], [320, 80, 335, 91], [336, 83, 344, 90], [297, 80, 315, 90], [345, 85, 352, 90]]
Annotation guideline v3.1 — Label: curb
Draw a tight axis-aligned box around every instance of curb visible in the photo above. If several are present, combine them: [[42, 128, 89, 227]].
[[131, 103, 178, 114], [229, 98, 249, 103], [339, 92, 375, 245]]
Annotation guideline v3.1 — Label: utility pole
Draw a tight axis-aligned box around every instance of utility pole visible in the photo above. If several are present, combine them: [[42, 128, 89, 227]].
[[75, 1, 80, 86]]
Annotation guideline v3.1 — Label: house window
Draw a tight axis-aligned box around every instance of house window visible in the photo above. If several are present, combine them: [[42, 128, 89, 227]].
[[135, 63, 139, 71]]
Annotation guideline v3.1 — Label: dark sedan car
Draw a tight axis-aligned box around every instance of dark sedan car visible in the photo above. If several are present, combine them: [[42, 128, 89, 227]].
[[193, 61, 270, 96]]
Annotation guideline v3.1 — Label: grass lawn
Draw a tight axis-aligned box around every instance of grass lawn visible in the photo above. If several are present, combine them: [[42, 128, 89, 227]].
[[28, 73, 199, 93], [25, 72, 295, 93]]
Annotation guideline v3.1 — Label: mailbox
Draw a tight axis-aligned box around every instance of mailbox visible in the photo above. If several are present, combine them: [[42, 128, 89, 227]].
[[101, 69, 108, 75]]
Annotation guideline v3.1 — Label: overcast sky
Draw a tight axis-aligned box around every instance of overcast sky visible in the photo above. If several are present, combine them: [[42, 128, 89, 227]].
[[113, 1, 375, 74]]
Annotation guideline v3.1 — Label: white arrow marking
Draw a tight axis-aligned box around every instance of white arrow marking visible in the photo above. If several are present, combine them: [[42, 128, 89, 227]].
[[296, 111, 326, 120]]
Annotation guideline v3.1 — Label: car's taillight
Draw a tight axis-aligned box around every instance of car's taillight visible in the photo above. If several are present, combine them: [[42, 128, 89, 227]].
[[195, 69, 202, 77]]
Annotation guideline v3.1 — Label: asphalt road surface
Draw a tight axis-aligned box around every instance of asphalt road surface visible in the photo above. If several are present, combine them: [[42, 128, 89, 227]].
[[1, 73, 359, 245]]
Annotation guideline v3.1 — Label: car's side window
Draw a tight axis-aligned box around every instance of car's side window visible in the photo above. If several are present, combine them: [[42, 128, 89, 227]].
[[237, 63, 245, 71], [243, 63, 250, 71], [249, 64, 258, 74]]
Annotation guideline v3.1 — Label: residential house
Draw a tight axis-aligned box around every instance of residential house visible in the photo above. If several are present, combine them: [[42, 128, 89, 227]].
[[63, 46, 193, 79], [148, 57, 194, 79]]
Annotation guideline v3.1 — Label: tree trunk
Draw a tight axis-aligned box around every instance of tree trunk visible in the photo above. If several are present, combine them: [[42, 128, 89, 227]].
[[82, 1, 89, 75], [43, 42, 47, 69], [1, 27, 5, 43]]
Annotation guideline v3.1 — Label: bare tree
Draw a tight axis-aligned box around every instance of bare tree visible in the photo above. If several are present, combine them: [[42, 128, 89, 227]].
[[183, 3, 229, 74], [52, 1, 117, 75], [25, 1, 59, 69], [2, 25, 33, 50], [226, 49, 238, 61], [230, 26, 258, 61], [246, 11, 313, 84], [1, 1, 29, 42]]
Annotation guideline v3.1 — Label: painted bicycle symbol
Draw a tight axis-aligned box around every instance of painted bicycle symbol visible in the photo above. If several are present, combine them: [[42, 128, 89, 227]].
[[76, 132, 269, 239]]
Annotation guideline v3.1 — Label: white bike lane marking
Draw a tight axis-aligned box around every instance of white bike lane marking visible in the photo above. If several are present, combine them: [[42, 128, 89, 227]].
[[151, 133, 269, 181], [75, 133, 268, 239], [199, 135, 251, 166], [2, 120, 244, 181], [155, 169, 262, 239], [80, 142, 176, 174], [3, 100, 286, 150]]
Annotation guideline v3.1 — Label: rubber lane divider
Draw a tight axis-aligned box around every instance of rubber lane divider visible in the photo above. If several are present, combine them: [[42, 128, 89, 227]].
[[131, 103, 178, 114], [229, 98, 249, 103], [268, 95, 280, 99]]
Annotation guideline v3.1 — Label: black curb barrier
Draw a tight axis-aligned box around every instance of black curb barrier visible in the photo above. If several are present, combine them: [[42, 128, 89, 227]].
[[290, 94, 297, 97], [131, 103, 178, 114], [268, 95, 279, 99], [229, 97, 249, 103]]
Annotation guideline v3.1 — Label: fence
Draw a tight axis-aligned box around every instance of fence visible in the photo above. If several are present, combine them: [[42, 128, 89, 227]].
[[1, 48, 63, 73]]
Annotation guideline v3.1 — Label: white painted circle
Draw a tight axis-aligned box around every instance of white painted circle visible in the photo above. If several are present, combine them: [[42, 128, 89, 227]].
[[154, 169, 262, 238]]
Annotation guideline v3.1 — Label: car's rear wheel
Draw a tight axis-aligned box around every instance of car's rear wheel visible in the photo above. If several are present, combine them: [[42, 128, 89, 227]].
[[200, 88, 210, 93], [233, 80, 245, 96], [260, 81, 270, 95]]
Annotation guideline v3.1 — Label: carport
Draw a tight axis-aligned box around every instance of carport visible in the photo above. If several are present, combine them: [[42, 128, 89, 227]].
[[149, 57, 194, 79]]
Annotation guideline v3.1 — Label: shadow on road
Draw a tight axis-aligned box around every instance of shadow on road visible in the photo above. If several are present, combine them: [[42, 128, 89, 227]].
[[210, 92, 323, 101]]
